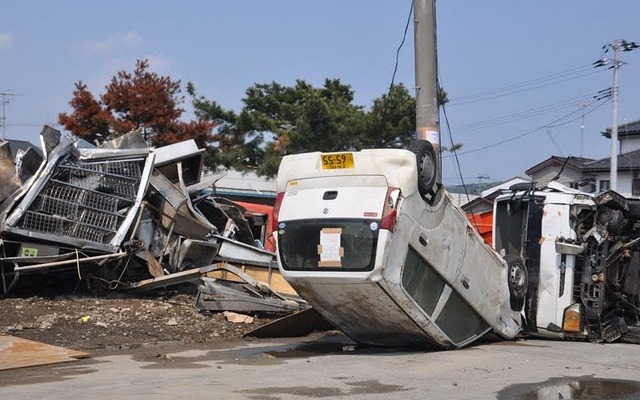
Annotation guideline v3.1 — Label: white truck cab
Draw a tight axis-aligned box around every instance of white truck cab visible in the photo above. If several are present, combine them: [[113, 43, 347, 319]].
[[274, 146, 522, 349], [493, 182, 640, 343]]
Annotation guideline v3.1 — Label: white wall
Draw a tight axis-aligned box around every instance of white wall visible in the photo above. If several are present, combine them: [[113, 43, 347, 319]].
[[620, 136, 640, 154], [594, 171, 635, 197], [530, 166, 583, 188]]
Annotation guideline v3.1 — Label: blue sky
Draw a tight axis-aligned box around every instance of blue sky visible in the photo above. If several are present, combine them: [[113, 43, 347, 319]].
[[2, 1, 639, 184]]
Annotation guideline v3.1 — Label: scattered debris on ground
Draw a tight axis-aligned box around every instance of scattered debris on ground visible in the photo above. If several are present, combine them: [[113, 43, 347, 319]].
[[0, 287, 283, 352]]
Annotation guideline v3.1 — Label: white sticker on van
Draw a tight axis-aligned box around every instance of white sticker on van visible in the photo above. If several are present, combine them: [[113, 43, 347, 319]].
[[318, 228, 343, 267]]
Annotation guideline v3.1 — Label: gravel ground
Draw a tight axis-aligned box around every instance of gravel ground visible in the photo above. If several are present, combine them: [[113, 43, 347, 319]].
[[0, 286, 283, 354]]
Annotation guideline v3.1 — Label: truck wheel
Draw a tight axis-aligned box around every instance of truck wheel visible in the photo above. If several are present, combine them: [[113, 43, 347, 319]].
[[408, 140, 437, 198], [504, 255, 528, 311]]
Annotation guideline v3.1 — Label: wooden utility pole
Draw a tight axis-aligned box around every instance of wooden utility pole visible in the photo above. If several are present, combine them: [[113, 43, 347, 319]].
[[413, 0, 440, 182]]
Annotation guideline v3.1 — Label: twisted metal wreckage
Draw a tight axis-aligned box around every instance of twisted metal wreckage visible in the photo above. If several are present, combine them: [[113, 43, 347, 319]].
[[0, 126, 303, 314]]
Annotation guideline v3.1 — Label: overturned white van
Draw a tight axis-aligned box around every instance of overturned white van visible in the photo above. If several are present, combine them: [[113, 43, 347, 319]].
[[273, 145, 522, 349]]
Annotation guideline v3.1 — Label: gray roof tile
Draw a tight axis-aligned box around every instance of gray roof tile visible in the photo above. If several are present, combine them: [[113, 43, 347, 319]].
[[582, 148, 640, 171]]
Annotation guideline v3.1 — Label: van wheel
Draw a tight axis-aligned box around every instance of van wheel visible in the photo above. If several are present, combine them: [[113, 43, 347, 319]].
[[504, 255, 528, 311], [408, 140, 437, 197]]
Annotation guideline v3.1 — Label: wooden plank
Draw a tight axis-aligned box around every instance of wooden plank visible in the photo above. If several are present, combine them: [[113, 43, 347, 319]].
[[0, 335, 90, 371], [244, 308, 334, 338], [126, 264, 219, 291], [206, 265, 297, 296]]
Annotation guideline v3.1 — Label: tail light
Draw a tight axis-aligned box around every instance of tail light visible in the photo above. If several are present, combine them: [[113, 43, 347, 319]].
[[563, 303, 582, 333], [272, 192, 285, 232], [380, 187, 400, 230]]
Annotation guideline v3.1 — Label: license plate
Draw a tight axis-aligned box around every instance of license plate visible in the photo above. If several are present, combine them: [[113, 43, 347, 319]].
[[321, 152, 354, 170]]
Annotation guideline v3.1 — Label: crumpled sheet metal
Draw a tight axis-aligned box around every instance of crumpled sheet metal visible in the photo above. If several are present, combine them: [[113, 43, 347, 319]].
[[148, 169, 215, 239], [0, 127, 283, 303], [3, 140, 155, 253]]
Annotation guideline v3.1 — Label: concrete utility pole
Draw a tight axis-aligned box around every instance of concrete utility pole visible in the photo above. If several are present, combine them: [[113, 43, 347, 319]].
[[413, 0, 440, 182], [598, 39, 639, 192], [610, 41, 621, 192]]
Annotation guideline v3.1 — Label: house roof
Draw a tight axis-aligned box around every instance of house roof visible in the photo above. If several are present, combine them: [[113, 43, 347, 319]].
[[602, 119, 640, 139], [525, 155, 595, 176], [461, 196, 493, 212], [214, 169, 276, 199], [581, 148, 640, 172], [460, 177, 528, 212]]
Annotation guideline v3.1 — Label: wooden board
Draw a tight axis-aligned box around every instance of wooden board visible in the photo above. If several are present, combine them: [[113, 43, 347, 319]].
[[0, 335, 90, 371]]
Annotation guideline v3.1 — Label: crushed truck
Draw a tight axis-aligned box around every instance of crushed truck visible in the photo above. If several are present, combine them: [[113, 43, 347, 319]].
[[272, 143, 523, 349], [493, 181, 640, 343]]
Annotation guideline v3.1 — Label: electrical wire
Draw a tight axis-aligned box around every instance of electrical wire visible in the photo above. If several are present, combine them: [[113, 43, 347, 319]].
[[448, 65, 604, 106], [372, 0, 413, 146], [450, 64, 593, 101], [452, 90, 607, 135], [444, 96, 611, 157], [389, 0, 414, 90], [545, 126, 564, 156], [441, 102, 475, 203]]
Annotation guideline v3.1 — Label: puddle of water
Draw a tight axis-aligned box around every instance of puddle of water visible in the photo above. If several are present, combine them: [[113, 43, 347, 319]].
[[0, 361, 99, 387], [237, 379, 408, 399], [497, 376, 640, 400]]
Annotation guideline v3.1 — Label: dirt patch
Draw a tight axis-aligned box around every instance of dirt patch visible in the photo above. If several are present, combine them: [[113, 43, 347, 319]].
[[0, 286, 283, 354]]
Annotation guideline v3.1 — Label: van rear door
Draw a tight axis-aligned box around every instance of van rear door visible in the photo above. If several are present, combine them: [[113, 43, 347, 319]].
[[277, 175, 391, 272]]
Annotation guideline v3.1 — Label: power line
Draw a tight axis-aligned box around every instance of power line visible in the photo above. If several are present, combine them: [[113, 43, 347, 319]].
[[388, 0, 413, 90], [453, 64, 594, 100], [444, 96, 610, 157], [373, 0, 413, 145], [448, 69, 604, 106], [451, 90, 606, 134]]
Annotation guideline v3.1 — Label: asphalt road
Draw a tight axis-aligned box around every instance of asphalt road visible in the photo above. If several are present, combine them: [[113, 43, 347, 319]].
[[1, 333, 640, 400]]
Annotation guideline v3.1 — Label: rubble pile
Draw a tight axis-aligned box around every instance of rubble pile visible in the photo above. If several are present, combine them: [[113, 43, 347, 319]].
[[0, 291, 275, 350], [0, 126, 302, 314]]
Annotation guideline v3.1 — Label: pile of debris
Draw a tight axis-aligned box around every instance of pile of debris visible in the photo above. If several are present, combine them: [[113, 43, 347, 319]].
[[0, 126, 303, 315]]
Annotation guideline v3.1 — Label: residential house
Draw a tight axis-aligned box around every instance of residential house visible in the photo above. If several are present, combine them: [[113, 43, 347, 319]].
[[525, 119, 640, 198], [525, 156, 595, 191]]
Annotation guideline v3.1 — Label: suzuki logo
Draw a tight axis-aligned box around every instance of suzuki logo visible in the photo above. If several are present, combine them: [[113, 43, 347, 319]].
[[322, 208, 329, 215]]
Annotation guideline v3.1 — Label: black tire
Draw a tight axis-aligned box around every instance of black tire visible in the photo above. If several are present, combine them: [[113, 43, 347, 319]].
[[408, 140, 437, 198], [504, 255, 528, 311]]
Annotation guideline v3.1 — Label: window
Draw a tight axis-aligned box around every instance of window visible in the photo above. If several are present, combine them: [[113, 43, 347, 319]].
[[633, 178, 640, 197], [278, 219, 378, 271], [402, 247, 490, 344], [599, 179, 610, 192], [402, 248, 445, 316]]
